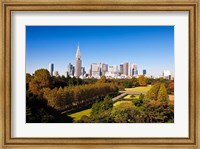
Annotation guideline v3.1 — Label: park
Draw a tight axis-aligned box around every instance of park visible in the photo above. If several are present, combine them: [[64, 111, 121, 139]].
[[26, 69, 174, 123], [69, 85, 174, 123]]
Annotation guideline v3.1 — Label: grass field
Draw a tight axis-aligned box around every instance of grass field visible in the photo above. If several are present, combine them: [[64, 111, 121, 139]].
[[124, 94, 139, 100], [113, 101, 132, 107], [125, 85, 151, 92], [69, 109, 92, 122]]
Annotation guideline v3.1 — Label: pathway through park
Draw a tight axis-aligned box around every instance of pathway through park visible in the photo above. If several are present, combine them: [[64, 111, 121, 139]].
[[112, 91, 146, 102]]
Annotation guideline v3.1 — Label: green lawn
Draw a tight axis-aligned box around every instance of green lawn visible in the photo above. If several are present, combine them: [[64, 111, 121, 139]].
[[69, 109, 92, 122], [125, 85, 151, 92], [113, 101, 132, 107], [124, 94, 139, 100]]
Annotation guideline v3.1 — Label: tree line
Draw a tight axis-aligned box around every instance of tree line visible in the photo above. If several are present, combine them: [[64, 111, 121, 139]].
[[26, 69, 118, 118], [43, 83, 118, 111]]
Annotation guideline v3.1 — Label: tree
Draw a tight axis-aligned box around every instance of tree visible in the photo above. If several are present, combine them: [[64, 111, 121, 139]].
[[142, 100, 173, 123], [123, 79, 132, 88], [131, 77, 139, 87], [91, 95, 113, 117], [145, 83, 161, 100], [157, 84, 169, 102], [167, 81, 174, 95], [29, 69, 51, 95], [132, 93, 144, 107], [97, 76, 106, 84], [29, 79, 41, 95], [26, 73, 33, 90], [102, 95, 113, 110], [43, 87, 59, 108], [26, 90, 73, 123], [34, 69, 51, 87], [111, 102, 145, 123], [138, 75, 147, 86], [26, 73, 32, 84]]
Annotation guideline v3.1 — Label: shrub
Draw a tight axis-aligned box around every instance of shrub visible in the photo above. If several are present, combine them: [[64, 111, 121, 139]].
[[111, 102, 145, 123], [132, 94, 144, 107], [91, 95, 113, 117]]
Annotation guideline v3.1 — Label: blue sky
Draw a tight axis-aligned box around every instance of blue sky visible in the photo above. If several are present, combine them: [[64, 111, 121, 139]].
[[26, 26, 174, 76]]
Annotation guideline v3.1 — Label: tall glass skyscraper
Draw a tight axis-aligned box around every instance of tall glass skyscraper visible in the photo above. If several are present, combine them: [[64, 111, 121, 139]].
[[49, 63, 54, 76]]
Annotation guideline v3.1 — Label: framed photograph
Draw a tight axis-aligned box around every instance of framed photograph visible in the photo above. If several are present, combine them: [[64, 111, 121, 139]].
[[0, 0, 200, 148]]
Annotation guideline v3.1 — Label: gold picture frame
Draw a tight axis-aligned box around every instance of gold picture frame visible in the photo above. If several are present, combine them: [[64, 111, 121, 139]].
[[0, 0, 199, 148]]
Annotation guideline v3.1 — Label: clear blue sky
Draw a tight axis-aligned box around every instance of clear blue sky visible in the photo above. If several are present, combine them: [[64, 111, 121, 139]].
[[26, 26, 174, 76]]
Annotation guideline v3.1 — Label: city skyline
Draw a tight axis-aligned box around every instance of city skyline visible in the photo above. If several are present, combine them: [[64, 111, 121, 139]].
[[59, 44, 172, 79], [26, 26, 174, 76]]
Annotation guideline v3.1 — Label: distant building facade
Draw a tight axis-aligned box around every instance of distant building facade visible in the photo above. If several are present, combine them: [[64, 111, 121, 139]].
[[123, 62, 129, 76], [163, 70, 171, 80], [49, 63, 54, 76], [101, 63, 108, 76], [91, 63, 101, 78], [143, 69, 147, 75], [132, 64, 138, 76], [81, 67, 86, 76], [119, 64, 123, 74], [67, 63, 75, 77], [108, 65, 118, 73]]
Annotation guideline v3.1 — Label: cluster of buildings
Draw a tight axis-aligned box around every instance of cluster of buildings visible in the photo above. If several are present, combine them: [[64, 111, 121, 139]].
[[88, 63, 142, 79], [48, 43, 172, 80]]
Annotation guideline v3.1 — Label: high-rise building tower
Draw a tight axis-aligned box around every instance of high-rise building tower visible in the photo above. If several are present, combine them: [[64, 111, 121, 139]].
[[119, 64, 123, 74], [75, 43, 82, 78], [123, 62, 129, 76], [81, 67, 86, 76], [91, 63, 101, 78], [68, 63, 75, 77], [49, 63, 54, 76], [101, 63, 108, 76], [143, 69, 147, 75], [132, 64, 138, 76]]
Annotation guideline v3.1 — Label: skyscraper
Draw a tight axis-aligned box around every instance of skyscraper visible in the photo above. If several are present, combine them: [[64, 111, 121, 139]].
[[123, 62, 129, 76], [68, 63, 75, 77], [128, 64, 132, 76], [75, 43, 82, 78], [49, 63, 54, 76], [119, 64, 123, 74], [132, 64, 138, 76], [81, 67, 86, 76], [91, 63, 101, 78], [101, 63, 108, 76], [132, 68, 135, 76], [108, 65, 118, 73], [143, 69, 147, 75]]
